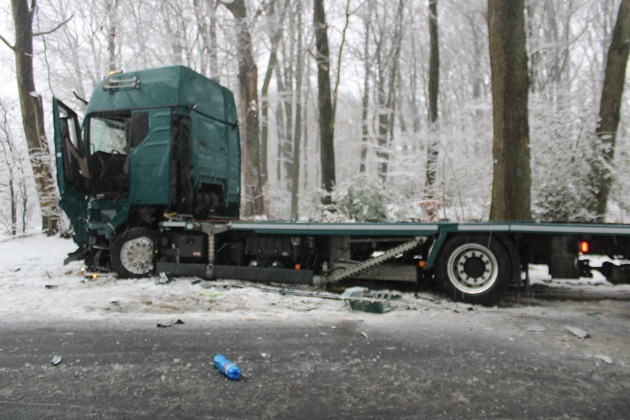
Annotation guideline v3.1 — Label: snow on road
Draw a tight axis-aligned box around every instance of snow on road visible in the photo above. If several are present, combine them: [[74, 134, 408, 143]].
[[0, 234, 402, 323], [0, 234, 628, 325]]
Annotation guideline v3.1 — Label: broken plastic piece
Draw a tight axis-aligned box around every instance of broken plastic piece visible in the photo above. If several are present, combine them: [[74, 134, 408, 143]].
[[342, 287, 396, 314], [50, 355, 62, 365], [155, 272, 171, 285], [527, 325, 547, 333], [157, 319, 184, 328], [594, 354, 613, 365], [565, 326, 590, 339]]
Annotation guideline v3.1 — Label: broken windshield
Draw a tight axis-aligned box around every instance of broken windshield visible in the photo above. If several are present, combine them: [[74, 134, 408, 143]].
[[89, 116, 128, 154]]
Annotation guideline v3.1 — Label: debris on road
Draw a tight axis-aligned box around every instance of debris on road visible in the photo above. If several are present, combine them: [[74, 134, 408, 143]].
[[155, 272, 171, 285], [157, 319, 185, 328], [214, 354, 241, 380], [199, 292, 223, 299], [50, 355, 62, 366], [594, 354, 613, 365], [44, 284, 58, 289], [527, 325, 547, 333], [565, 326, 590, 339], [342, 287, 399, 314]]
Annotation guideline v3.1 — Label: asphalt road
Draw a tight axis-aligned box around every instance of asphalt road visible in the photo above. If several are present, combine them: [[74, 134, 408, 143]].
[[1, 299, 629, 420]]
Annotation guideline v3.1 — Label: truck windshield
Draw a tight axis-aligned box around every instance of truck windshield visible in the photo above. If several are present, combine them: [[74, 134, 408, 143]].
[[89, 116, 128, 154]]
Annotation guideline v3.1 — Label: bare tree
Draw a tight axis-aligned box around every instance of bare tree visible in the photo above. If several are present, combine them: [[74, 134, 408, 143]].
[[594, 0, 630, 220], [0, 100, 19, 236], [2, 0, 62, 234], [488, 0, 531, 221], [290, 0, 305, 220], [359, 1, 373, 174], [260, 0, 287, 191], [314, 0, 335, 200], [222, 0, 263, 216], [424, 0, 440, 219]]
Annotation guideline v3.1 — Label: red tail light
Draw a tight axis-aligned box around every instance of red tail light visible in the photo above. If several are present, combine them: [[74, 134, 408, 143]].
[[579, 241, 589, 254]]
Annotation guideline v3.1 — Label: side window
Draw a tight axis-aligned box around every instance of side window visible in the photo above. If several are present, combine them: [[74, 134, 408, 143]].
[[60, 107, 83, 156], [130, 112, 150, 148]]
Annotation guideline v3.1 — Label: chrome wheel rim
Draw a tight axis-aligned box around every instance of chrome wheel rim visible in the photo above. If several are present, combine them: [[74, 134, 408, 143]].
[[446, 243, 499, 294], [120, 236, 154, 275]]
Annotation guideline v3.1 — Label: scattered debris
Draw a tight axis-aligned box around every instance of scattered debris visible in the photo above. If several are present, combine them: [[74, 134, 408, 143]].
[[44, 284, 58, 289], [594, 354, 613, 365], [214, 354, 241, 380], [155, 272, 171, 285], [360, 331, 368, 339], [50, 355, 62, 366], [342, 287, 399, 314], [157, 319, 185, 328], [199, 292, 223, 299], [587, 312, 603, 317], [527, 325, 547, 333], [565, 326, 590, 339]]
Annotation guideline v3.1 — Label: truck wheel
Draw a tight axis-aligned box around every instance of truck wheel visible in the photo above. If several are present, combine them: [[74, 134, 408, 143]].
[[111, 227, 157, 278], [436, 235, 510, 305]]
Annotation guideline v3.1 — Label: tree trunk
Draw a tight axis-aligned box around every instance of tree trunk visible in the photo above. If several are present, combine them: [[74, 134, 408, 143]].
[[260, 0, 286, 190], [488, 0, 532, 221], [424, 0, 440, 219], [106, 0, 118, 73], [222, 0, 263, 216], [10, 0, 59, 234], [594, 0, 630, 221], [290, 0, 304, 220], [314, 0, 335, 200], [359, 4, 373, 174]]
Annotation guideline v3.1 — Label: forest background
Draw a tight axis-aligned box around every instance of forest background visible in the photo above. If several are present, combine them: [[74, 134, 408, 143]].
[[0, 0, 629, 237]]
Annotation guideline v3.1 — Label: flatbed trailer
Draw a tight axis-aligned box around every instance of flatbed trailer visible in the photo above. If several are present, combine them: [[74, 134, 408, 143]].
[[151, 219, 630, 304], [52, 66, 630, 305]]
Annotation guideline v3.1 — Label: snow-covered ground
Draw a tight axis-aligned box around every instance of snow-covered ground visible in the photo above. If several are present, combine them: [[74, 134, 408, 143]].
[[0, 234, 628, 324]]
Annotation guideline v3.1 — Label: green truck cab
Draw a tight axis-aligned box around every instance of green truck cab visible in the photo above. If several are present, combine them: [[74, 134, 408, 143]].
[[53, 66, 241, 276]]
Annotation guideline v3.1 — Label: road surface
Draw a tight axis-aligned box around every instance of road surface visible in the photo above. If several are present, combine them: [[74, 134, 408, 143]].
[[1, 296, 629, 419]]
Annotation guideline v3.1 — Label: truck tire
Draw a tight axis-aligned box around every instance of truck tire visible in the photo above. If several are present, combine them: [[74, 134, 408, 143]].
[[436, 234, 510, 305], [111, 227, 157, 278]]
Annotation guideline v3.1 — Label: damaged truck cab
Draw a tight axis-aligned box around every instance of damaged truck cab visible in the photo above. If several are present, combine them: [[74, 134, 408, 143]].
[[53, 66, 241, 276]]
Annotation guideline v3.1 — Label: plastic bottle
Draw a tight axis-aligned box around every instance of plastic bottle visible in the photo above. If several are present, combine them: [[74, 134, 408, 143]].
[[213, 354, 241, 380]]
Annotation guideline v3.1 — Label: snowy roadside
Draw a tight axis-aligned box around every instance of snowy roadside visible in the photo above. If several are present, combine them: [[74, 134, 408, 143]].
[[0, 234, 629, 325], [0, 234, 443, 323]]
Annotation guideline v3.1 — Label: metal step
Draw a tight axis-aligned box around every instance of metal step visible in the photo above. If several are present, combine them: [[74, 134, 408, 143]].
[[326, 237, 424, 283]]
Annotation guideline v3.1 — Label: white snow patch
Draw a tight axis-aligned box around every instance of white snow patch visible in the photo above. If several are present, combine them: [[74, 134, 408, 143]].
[[0, 234, 629, 325]]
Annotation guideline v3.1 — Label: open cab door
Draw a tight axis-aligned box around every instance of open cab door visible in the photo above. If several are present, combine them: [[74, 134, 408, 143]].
[[52, 98, 90, 248]]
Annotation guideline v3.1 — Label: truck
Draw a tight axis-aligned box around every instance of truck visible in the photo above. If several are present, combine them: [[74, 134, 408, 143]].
[[53, 65, 630, 305]]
